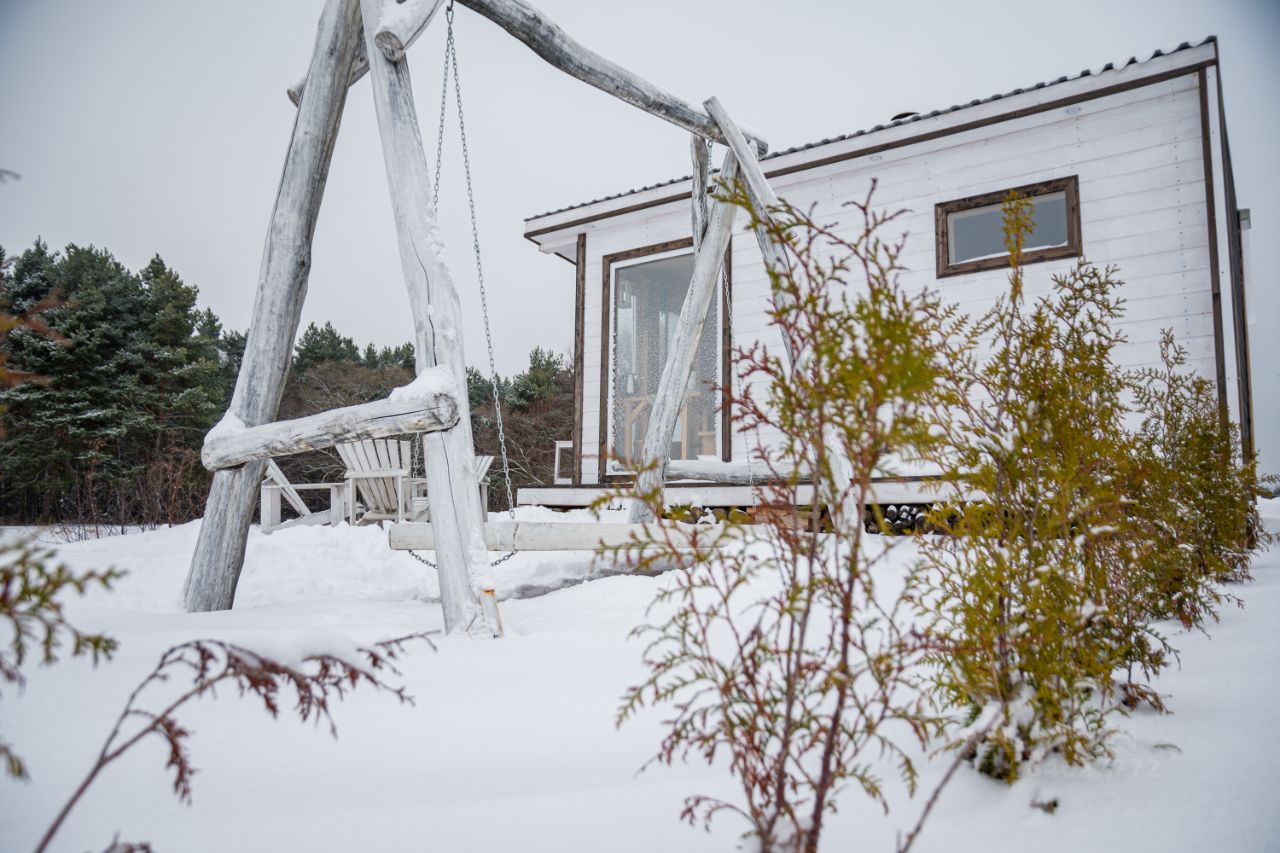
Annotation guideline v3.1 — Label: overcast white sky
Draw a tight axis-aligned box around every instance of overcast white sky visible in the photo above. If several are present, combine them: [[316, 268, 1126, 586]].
[[1, 0, 1276, 471]]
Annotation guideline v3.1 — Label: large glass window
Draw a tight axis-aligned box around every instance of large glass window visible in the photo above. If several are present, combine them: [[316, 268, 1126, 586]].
[[610, 251, 719, 466], [935, 176, 1081, 277]]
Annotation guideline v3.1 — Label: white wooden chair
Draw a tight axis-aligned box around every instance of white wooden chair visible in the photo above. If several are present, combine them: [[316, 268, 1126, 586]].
[[552, 440, 573, 485], [409, 452, 495, 521], [259, 459, 347, 534], [336, 439, 412, 525]]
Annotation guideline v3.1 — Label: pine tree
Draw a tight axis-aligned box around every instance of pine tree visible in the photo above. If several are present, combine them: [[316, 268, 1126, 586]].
[[292, 321, 360, 375], [0, 241, 234, 523]]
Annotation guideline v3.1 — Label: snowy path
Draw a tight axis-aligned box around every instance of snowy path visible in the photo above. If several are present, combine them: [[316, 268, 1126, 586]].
[[2, 506, 1278, 852]]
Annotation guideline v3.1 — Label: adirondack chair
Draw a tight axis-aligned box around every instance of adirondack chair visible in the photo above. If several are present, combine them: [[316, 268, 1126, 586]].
[[336, 439, 412, 525], [409, 452, 494, 521], [259, 459, 347, 534]]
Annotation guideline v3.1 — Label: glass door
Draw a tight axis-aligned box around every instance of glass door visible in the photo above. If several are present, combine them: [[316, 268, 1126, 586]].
[[611, 250, 719, 467]]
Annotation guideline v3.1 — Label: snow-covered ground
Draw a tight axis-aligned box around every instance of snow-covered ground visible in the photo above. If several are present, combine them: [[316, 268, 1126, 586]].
[[3, 504, 1278, 852]]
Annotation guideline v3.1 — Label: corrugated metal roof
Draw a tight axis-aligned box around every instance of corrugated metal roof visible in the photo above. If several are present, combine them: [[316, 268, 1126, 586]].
[[524, 37, 1215, 225]]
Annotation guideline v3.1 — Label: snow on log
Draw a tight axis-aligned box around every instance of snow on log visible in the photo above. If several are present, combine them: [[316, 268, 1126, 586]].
[[628, 150, 741, 523], [452, 0, 767, 151], [185, 0, 362, 614], [374, 0, 448, 61], [201, 368, 459, 471]]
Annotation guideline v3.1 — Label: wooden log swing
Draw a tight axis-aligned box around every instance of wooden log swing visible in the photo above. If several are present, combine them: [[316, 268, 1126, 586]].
[[185, 0, 791, 634]]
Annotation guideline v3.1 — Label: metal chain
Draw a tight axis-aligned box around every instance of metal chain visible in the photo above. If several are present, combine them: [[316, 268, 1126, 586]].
[[411, 3, 517, 570]]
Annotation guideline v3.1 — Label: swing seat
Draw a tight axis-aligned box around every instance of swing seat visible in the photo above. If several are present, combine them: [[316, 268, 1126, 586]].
[[388, 519, 759, 552]]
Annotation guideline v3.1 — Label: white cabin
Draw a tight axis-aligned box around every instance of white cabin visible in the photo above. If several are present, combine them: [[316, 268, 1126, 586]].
[[519, 38, 1253, 508]]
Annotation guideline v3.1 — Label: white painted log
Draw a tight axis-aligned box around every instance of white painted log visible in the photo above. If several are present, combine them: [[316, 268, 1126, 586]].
[[184, 0, 362, 613], [453, 0, 766, 151], [704, 97, 778, 211], [290, 0, 445, 105], [359, 0, 490, 635], [705, 97, 860, 526], [202, 372, 459, 470], [703, 97, 793, 359], [628, 150, 741, 523], [288, 36, 369, 106], [690, 134, 709, 252], [389, 520, 759, 551], [375, 0, 448, 61]]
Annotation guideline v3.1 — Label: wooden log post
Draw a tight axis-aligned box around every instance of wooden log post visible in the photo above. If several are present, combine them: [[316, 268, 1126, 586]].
[[183, 0, 362, 613], [374, 0, 448, 60], [628, 151, 741, 524], [690, 134, 710, 251], [287, 0, 440, 104], [703, 97, 792, 364], [705, 96, 857, 527], [358, 0, 492, 635], [288, 37, 369, 106], [201, 373, 459, 470]]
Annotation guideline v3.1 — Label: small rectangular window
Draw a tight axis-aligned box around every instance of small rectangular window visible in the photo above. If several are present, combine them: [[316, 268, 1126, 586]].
[[935, 176, 1080, 277]]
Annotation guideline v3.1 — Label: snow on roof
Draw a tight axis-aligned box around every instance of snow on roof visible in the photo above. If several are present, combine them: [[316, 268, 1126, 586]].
[[524, 37, 1216, 227]]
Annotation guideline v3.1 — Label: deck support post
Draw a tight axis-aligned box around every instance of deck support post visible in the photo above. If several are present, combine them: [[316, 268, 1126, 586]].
[[358, 0, 492, 635], [182, 0, 362, 612]]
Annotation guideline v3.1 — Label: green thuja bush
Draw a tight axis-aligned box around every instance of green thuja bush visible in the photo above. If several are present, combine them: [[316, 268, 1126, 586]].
[[614, 183, 952, 853], [1127, 331, 1270, 629], [916, 193, 1268, 778], [916, 193, 1140, 781]]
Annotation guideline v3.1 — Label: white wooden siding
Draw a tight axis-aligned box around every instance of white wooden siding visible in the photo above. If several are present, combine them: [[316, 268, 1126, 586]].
[[571, 67, 1229, 483]]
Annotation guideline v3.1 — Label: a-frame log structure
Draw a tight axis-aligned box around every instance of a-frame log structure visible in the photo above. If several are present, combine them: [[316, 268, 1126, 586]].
[[184, 0, 363, 616], [185, 0, 791, 631]]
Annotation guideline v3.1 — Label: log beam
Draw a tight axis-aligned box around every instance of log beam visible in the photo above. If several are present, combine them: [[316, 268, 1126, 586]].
[[359, 0, 491, 635], [455, 0, 766, 150], [290, 0, 767, 152], [202, 372, 459, 470], [184, 0, 362, 613], [628, 150, 741, 523]]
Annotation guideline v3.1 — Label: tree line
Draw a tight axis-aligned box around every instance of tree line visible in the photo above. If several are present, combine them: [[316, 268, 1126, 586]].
[[0, 240, 572, 526]]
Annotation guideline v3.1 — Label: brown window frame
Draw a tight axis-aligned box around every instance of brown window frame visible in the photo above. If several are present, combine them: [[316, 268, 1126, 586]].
[[598, 238, 732, 478], [934, 175, 1081, 278]]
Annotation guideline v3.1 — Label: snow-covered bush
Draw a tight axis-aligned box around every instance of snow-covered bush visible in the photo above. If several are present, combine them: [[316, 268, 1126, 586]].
[[914, 194, 1139, 781], [613, 184, 950, 852]]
